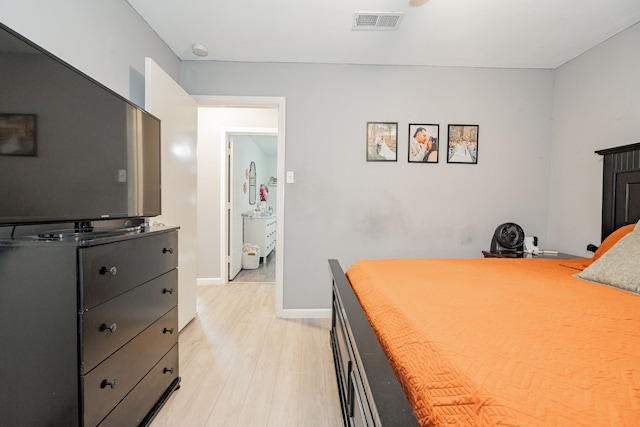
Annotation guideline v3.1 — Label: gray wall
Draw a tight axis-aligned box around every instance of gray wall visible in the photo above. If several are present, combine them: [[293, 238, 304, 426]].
[[181, 62, 556, 309], [548, 22, 640, 253], [0, 0, 180, 106], [3, 1, 639, 311]]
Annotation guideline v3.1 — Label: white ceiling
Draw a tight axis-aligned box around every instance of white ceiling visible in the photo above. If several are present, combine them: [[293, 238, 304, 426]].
[[127, 0, 640, 69]]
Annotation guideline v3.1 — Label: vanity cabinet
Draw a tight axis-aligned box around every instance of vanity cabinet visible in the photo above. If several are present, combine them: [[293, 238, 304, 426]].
[[243, 215, 276, 262], [0, 226, 180, 426]]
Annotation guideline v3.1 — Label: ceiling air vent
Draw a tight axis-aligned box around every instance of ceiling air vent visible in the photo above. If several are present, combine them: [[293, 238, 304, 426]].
[[352, 12, 405, 31]]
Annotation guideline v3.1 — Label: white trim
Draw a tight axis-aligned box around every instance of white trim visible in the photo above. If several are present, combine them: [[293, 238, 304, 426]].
[[194, 95, 285, 108], [195, 95, 286, 318], [279, 308, 332, 319]]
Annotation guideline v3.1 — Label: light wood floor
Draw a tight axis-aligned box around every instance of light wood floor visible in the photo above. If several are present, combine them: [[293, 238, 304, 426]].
[[150, 283, 343, 427], [232, 251, 276, 283]]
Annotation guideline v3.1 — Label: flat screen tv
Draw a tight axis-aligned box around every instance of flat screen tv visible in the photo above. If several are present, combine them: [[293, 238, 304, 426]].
[[0, 22, 161, 229]]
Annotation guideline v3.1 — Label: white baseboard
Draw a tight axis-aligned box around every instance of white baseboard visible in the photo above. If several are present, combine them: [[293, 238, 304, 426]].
[[277, 308, 331, 319], [197, 277, 225, 286]]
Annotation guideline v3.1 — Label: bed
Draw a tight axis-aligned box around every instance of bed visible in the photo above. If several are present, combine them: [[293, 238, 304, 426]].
[[329, 143, 640, 426]]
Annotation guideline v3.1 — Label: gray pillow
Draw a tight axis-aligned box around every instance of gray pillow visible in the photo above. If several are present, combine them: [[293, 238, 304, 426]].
[[576, 229, 640, 294]]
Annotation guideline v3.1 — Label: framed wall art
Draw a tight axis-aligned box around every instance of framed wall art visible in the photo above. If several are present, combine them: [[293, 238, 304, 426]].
[[408, 124, 439, 163], [447, 124, 478, 164], [0, 114, 37, 156], [366, 122, 397, 162]]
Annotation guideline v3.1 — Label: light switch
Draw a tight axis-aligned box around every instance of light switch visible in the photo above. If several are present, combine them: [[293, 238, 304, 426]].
[[286, 171, 295, 183], [118, 169, 127, 182]]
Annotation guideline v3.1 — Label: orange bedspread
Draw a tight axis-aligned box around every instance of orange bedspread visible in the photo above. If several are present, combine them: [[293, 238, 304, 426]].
[[346, 258, 640, 426]]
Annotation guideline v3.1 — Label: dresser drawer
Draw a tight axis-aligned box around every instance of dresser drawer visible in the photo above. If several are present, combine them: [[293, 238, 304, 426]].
[[98, 344, 179, 427], [83, 307, 178, 427], [80, 231, 178, 310], [81, 269, 178, 373]]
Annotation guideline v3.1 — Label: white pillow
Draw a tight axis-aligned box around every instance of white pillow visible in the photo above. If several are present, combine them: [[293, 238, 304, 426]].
[[576, 226, 640, 294]]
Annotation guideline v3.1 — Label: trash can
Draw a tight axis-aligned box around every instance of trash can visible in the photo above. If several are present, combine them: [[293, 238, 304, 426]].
[[242, 247, 261, 269]]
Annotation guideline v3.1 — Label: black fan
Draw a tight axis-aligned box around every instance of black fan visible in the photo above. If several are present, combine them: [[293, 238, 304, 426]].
[[490, 223, 525, 254]]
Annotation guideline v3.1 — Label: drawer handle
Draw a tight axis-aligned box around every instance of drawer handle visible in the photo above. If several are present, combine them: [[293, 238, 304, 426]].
[[163, 327, 174, 334], [163, 288, 174, 295], [162, 247, 174, 254], [100, 323, 117, 333], [163, 367, 174, 374], [99, 266, 117, 276], [101, 379, 118, 389]]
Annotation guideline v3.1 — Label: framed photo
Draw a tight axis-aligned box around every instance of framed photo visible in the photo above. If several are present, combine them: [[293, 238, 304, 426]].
[[0, 114, 37, 156], [447, 124, 478, 164], [408, 124, 439, 163], [366, 122, 397, 162]]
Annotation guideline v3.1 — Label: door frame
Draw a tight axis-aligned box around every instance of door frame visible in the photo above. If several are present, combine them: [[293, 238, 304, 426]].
[[194, 95, 286, 317], [225, 128, 278, 281]]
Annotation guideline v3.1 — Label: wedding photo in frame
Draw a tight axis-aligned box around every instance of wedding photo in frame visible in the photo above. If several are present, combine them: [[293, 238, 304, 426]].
[[408, 124, 439, 163], [447, 124, 478, 164], [0, 113, 37, 156], [366, 122, 397, 162]]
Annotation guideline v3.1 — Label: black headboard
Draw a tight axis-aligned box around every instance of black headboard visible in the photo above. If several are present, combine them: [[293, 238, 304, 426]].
[[596, 143, 640, 240]]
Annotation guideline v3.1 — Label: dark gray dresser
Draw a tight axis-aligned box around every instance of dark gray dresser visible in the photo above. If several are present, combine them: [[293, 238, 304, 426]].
[[0, 226, 180, 426]]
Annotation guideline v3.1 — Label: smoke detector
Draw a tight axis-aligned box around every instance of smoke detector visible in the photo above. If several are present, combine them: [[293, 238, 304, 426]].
[[352, 12, 405, 31], [192, 43, 209, 57]]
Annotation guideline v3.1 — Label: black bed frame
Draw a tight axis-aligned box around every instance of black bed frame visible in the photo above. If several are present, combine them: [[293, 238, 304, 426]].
[[329, 259, 419, 427], [329, 143, 640, 426], [596, 142, 640, 240]]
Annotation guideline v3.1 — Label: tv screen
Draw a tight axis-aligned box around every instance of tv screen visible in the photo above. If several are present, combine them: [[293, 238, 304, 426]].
[[0, 23, 161, 227]]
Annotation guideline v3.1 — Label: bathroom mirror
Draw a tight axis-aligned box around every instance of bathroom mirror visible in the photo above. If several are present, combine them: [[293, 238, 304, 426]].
[[249, 161, 256, 205]]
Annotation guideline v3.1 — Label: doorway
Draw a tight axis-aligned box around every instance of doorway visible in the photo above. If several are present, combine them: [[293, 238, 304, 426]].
[[195, 95, 286, 317], [227, 132, 277, 283]]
